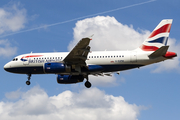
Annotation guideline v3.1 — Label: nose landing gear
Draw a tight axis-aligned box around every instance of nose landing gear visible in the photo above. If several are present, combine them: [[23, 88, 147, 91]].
[[26, 80, 30, 85], [26, 74, 31, 85]]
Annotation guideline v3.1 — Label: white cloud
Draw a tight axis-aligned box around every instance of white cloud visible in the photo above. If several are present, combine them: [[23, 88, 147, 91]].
[[0, 86, 146, 120], [68, 16, 150, 51], [68, 16, 180, 73], [0, 2, 27, 58], [0, 39, 17, 57], [0, 2, 27, 34], [5, 88, 22, 100]]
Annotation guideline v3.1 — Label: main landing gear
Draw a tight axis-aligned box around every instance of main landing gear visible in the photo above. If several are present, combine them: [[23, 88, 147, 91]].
[[85, 81, 91, 88], [84, 76, 91, 88], [26, 74, 31, 85]]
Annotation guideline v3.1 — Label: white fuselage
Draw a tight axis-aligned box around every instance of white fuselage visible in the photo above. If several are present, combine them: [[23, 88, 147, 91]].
[[4, 49, 166, 75]]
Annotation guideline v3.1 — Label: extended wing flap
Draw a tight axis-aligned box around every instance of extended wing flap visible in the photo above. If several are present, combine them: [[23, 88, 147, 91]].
[[63, 37, 91, 66]]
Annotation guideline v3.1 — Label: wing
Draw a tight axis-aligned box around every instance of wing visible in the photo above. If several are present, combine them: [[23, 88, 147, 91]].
[[63, 37, 91, 67]]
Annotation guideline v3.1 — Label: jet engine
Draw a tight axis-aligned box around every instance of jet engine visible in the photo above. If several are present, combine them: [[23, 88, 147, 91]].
[[44, 63, 71, 73], [57, 74, 84, 84]]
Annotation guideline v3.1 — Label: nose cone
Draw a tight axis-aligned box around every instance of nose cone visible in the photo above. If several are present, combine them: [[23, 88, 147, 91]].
[[4, 62, 11, 72]]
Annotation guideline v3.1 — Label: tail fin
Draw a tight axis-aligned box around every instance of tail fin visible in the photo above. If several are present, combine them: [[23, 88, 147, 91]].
[[140, 19, 173, 51]]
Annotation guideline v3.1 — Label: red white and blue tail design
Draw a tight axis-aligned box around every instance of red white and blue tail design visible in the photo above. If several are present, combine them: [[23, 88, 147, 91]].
[[140, 19, 173, 51]]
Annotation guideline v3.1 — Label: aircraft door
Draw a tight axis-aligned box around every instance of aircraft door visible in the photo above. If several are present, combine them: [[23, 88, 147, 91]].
[[130, 52, 137, 62]]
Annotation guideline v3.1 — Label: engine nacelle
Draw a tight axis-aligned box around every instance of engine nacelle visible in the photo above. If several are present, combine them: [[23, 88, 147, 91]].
[[57, 75, 84, 84], [44, 63, 71, 73]]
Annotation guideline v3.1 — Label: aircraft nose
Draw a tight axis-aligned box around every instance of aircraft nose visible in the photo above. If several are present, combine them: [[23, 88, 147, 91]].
[[4, 62, 11, 72]]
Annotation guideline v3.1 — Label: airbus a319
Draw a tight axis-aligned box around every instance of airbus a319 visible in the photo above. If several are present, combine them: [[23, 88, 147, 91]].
[[4, 19, 177, 88]]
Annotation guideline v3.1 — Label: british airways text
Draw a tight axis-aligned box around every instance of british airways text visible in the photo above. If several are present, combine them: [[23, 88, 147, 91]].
[[28, 59, 62, 63]]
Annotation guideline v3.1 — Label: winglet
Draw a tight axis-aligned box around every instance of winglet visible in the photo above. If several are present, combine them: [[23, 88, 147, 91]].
[[148, 46, 169, 58], [88, 34, 94, 40]]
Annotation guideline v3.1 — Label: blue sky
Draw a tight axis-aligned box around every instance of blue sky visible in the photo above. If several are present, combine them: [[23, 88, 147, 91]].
[[0, 0, 180, 120]]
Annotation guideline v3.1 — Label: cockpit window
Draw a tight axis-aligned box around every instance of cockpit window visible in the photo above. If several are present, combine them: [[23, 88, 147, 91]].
[[12, 58, 18, 61]]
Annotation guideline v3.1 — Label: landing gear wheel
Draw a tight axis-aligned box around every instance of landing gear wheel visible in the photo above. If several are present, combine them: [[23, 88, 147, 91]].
[[85, 81, 91, 88], [26, 81, 31, 85]]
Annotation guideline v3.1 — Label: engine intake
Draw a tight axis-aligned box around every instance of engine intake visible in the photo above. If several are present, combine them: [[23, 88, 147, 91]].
[[44, 63, 71, 73], [57, 75, 84, 84]]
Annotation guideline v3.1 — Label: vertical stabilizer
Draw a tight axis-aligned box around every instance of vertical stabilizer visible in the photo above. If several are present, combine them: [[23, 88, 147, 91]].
[[140, 19, 173, 51]]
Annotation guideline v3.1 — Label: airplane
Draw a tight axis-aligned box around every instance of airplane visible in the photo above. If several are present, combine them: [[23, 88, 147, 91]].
[[4, 19, 177, 88]]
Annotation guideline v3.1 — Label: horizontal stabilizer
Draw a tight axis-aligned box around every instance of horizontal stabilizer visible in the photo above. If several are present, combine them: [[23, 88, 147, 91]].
[[148, 46, 169, 58]]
